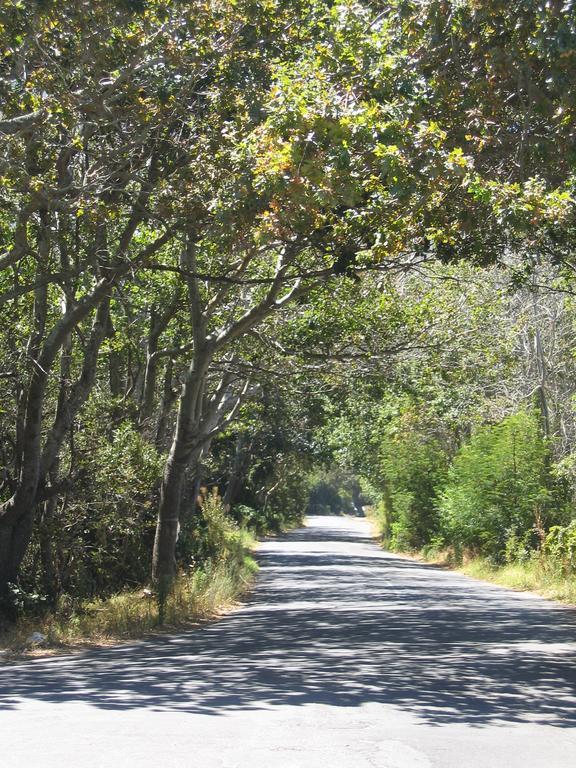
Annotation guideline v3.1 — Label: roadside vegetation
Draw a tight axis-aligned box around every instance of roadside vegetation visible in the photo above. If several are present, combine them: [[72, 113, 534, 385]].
[[0, 492, 259, 656], [458, 557, 576, 605], [350, 389, 576, 605], [0, 552, 258, 658]]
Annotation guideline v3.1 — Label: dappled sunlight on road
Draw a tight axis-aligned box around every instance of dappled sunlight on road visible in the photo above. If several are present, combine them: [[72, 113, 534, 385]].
[[1, 515, 576, 731]]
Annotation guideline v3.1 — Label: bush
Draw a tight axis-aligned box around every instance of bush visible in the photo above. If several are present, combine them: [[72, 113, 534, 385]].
[[543, 521, 576, 576], [196, 488, 246, 565], [438, 410, 561, 562], [233, 504, 260, 529], [19, 419, 164, 605], [380, 432, 449, 551]]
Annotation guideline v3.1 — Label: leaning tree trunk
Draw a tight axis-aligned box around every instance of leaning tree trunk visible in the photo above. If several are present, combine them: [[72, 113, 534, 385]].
[[150, 230, 293, 599], [0, 279, 131, 604], [0, 218, 50, 603], [35, 299, 110, 605]]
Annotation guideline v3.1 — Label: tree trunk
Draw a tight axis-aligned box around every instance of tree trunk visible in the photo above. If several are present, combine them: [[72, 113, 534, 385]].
[[351, 480, 364, 517], [223, 433, 249, 512], [0, 362, 49, 601], [140, 293, 180, 429], [141, 351, 159, 427], [38, 495, 61, 606], [152, 346, 212, 591], [0, 283, 117, 599], [155, 356, 176, 450], [153, 451, 187, 590], [0, 510, 35, 614]]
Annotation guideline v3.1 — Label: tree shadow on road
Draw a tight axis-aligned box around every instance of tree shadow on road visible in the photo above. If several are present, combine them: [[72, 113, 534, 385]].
[[1, 518, 576, 728]]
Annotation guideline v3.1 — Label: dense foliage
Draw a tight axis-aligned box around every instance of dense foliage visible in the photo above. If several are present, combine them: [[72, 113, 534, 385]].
[[1, 0, 575, 622], [330, 265, 576, 571]]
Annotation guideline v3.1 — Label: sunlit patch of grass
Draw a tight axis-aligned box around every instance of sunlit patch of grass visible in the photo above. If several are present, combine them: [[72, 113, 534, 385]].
[[377, 525, 576, 606], [457, 557, 576, 605], [408, 545, 576, 605], [0, 534, 259, 661]]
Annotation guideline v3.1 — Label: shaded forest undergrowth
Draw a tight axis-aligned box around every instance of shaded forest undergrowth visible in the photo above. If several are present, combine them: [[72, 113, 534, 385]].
[[0, 559, 256, 661], [0, 526, 259, 660]]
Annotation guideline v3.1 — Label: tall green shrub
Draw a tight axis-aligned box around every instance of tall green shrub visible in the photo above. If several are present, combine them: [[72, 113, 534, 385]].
[[438, 410, 558, 561], [381, 432, 449, 551]]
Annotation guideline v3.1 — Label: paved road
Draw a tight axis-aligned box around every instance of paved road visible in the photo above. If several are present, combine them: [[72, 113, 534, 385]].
[[2, 515, 576, 767]]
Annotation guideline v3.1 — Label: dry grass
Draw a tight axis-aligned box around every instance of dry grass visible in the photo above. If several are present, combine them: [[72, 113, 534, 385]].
[[0, 549, 258, 662], [410, 546, 576, 606], [365, 508, 576, 606], [457, 557, 576, 605]]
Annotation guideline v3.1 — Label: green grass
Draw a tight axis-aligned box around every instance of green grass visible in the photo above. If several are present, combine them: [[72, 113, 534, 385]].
[[0, 535, 259, 659]]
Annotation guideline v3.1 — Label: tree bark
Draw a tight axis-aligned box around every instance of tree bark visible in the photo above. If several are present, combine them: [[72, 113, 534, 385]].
[[0, 510, 35, 610], [38, 494, 61, 605], [152, 345, 212, 589], [155, 356, 177, 450], [150, 236, 312, 596], [223, 433, 249, 512], [140, 291, 180, 428]]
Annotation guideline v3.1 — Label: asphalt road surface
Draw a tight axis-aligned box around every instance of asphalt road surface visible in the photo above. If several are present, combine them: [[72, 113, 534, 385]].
[[2, 515, 576, 767]]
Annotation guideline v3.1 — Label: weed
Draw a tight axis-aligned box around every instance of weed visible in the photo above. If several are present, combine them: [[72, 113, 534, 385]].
[[0, 534, 258, 659]]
